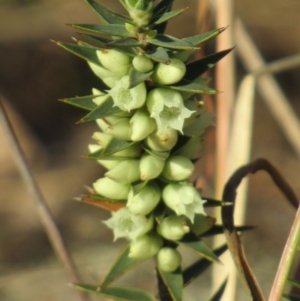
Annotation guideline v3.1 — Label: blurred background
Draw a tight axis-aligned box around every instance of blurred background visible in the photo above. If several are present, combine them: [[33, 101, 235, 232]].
[[0, 0, 300, 300]]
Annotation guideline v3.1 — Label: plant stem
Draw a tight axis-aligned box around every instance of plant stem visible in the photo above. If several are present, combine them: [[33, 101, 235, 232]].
[[268, 206, 300, 301], [0, 97, 89, 301]]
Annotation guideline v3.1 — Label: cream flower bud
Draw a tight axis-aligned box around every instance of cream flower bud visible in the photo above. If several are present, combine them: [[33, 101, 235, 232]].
[[88, 62, 119, 88], [152, 58, 186, 85], [171, 49, 195, 62], [162, 183, 206, 222], [97, 49, 132, 77], [146, 128, 178, 151], [146, 88, 194, 133], [108, 75, 147, 112], [157, 215, 189, 241], [139, 153, 165, 181], [129, 233, 163, 259], [93, 177, 130, 200], [127, 182, 161, 215], [105, 159, 140, 183], [103, 208, 154, 241], [157, 248, 182, 272], [105, 118, 132, 141], [130, 109, 156, 141], [132, 55, 154, 72], [161, 155, 194, 181]]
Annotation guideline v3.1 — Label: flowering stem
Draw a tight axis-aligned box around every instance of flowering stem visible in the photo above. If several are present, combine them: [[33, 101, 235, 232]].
[[268, 206, 300, 301], [0, 96, 88, 301]]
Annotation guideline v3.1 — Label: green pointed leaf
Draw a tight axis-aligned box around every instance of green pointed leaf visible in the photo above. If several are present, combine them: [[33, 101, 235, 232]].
[[170, 135, 191, 155], [178, 232, 220, 261], [55, 41, 101, 65], [183, 111, 215, 137], [185, 48, 233, 81], [76, 284, 156, 301], [203, 198, 222, 207], [152, 8, 187, 25], [109, 37, 143, 47], [80, 96, 121, 122], [170, 80, 216, 95], [142, 145, 169, 160], [202, 225, 255, 237], [128, 68, 153, 88], [87, 138, 137, 159], [288, 279, 300, 289], [148, 34, 194, 50], [183, 27, 226, 46], [61, 95, 99, 111], [82, 34, 137, 56], [101, 245, 143, 287], [157, 268, 183, 301], [84, 0, 131, 25], [132, 181, 149, 195], [144, 46, 170, 63], [209, 278, 228, 301], [71, 24, 133, 37], [183, 244, 227, 286], [153, 0, 174, 34], [283, 295, 300, 301]]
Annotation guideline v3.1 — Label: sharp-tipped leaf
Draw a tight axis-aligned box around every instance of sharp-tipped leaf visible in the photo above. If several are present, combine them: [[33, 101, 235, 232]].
[[71, 24, 133, 37], [148, 34, 194, 50], [183, 27, 226, 46], [170, 80, 216, 94], [61, 95, 99, 111], [157, 268, 183, 301], [76, 284, 156, 301], [185, 48, 233, 81], [109, 37, 143, 47], [152, 8, 187, 25], [80, 96, 121, 122], [202, 225, 255, 237], [84, 0, 131, 25], [178, 232, 220, 261], [209, 278, 228, 301], [79, 195, 126, 211], [183, 111, 215, 136], [101, 245, 143, 287], [144, 46, 170, 63], [183, 244, 227, 286], [142, 146, 169, 159], [87, 139, 137, 159], [55, 41, 101, 65], [128, 68, 153, 88], [153, 0, 174, 34], [282, 295, 300, 301]]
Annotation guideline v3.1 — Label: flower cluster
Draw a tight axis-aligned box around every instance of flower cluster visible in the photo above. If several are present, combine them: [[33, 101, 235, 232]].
[[59, 0, 219, 274], [87, 44, 211, 271]]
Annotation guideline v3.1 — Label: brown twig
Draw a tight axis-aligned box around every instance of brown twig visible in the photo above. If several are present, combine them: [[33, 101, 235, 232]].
[[222, 158, 298, 301], [0, 97, 89, 301]]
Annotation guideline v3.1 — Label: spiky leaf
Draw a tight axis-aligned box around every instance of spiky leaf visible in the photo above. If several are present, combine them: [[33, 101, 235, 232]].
[[128, 68, 153, 88], [144, 46, 170, 63], [153, 0, 174, 34], [157, 268, 183, 301], [80, 96, 122, 122], [76, 284, 156, 301], [209, 279, 228, 301], [170, 80, 216, 95], [183, 111, 215, 137], [61, 95, 99, 111], [152, 8, 187, 25], [84, 0, 131, 25], [55, 41, 101, 65], [148, 34, 194, 50], [183, 244, 227, 286], [183, 27, 226, 46], [185, 48, 233, 81], [109, 37, 143, 47], [87, 139, 137, 159], [71, 24, 133, 37], [177, 232, 220, 261], [101, 245, 143, 287]]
